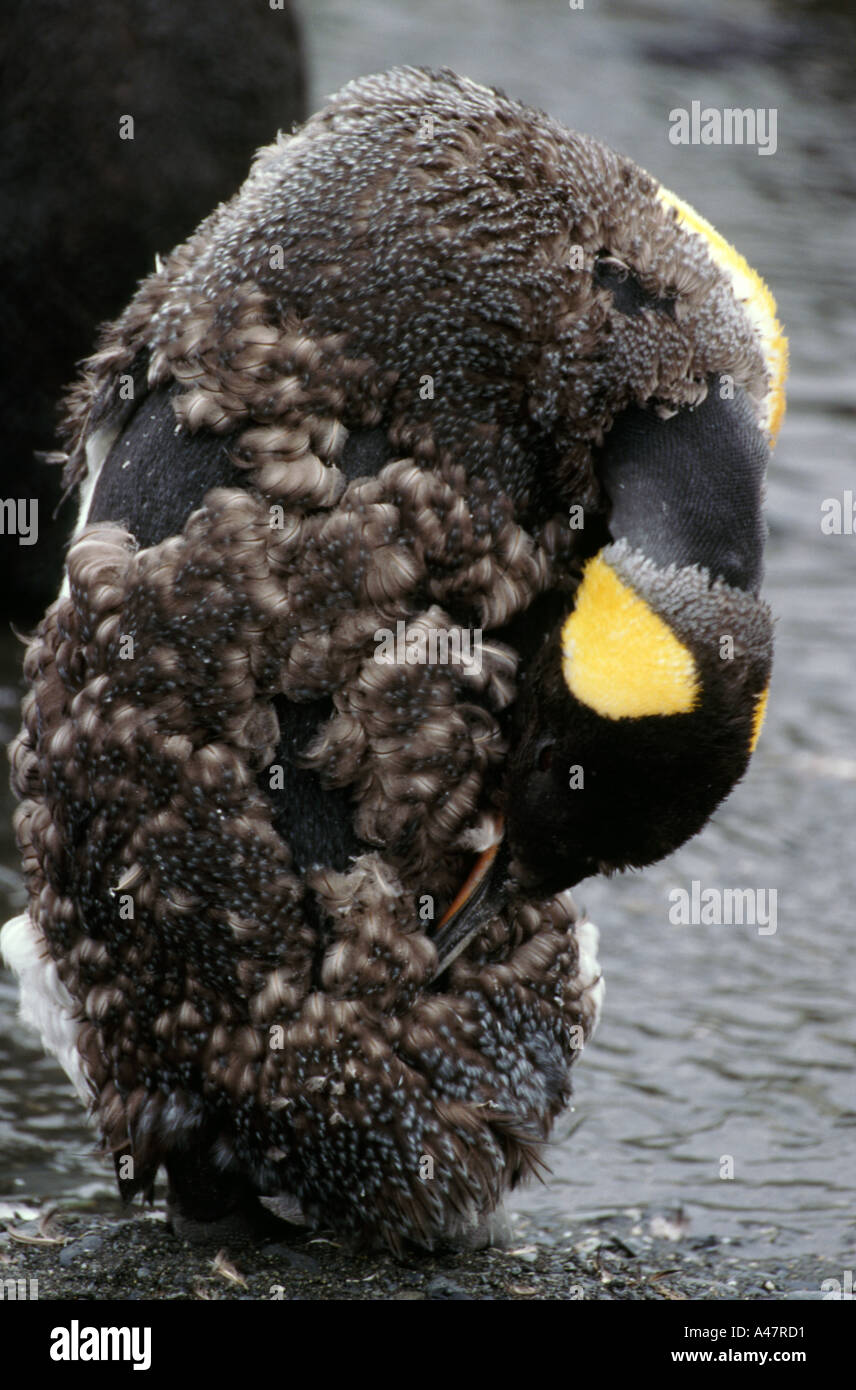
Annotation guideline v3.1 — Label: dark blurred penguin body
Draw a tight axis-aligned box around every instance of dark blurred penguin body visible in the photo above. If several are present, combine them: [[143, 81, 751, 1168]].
[[2, 69, 784, 1249], [0, 0, 306, 623]]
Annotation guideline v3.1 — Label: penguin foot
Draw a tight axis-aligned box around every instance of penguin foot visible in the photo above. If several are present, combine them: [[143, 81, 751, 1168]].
[[437, 1204, 514, 1252], [164, 1148, 297, 1244]]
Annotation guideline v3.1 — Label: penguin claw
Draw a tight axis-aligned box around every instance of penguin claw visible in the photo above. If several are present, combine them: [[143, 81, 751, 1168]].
[[257, 1194, 310, 1228], [166, 1197, 290, 1246]]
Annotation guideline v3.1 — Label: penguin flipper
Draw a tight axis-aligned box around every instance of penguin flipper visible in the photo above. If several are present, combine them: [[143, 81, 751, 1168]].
[[82, 399, 387, 880], [83, 384, 241, 548]]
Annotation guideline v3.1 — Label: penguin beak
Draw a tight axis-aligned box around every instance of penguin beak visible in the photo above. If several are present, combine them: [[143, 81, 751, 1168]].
[[430, 828, 512, 978], [599, 383, 769, 593]]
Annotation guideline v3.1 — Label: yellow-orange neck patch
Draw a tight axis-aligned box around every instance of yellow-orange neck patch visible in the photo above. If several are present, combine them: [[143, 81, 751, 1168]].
[[748, 685, 770, 754], [561, 555, 700, 719], [657, 185, 788, 447]]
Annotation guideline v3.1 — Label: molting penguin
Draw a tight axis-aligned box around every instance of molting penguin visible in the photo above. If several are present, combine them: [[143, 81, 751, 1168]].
[[1, 68, 786, 1251]]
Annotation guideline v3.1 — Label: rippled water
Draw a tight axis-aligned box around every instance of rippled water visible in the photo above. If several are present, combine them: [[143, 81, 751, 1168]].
[[1, 0, 853, 1262]]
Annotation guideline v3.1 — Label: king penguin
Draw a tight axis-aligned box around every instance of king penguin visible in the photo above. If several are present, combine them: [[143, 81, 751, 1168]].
[[1, 68, 786, 1251]]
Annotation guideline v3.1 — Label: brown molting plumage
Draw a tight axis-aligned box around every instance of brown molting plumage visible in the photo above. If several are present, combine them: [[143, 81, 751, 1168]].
[[4, 67, 779, 1250], [61, 68, 770, 509]]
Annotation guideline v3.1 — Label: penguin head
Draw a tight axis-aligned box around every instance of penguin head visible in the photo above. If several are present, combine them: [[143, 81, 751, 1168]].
[[431, 375, 776, 970], [432, 378, 776, 972], [68, 68, 785, 516]]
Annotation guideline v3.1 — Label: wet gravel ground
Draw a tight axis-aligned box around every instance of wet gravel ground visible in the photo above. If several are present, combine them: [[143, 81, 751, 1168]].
[[0, 1200, 840, 1302]]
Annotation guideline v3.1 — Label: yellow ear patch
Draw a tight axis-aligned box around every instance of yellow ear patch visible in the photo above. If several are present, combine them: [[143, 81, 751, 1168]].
[[657, 185, 788, 447], [748, 684, 769, 754], [561, 555, 700, 719]]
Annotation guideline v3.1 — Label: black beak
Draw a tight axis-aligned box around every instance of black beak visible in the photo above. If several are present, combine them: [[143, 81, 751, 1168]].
[[600, 383, 769, 594], [430, 832, 513, 978]]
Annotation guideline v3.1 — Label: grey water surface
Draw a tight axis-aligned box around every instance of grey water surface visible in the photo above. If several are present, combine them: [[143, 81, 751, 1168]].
[[1, 0, 853, 1264]]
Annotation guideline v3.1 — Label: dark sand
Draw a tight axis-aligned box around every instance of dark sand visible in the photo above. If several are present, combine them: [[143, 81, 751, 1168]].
[[0, 1201, 838, 1301]]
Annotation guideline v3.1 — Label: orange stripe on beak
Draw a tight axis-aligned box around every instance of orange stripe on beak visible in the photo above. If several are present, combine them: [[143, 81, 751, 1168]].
[[437, 825, 504, 930]]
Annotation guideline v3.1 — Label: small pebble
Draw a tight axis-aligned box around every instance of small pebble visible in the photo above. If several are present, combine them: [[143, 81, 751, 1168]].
[[261, 1245, 320, 1274], [426, 1276, 473, 1300], [59, 1234, 103, 1267]]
